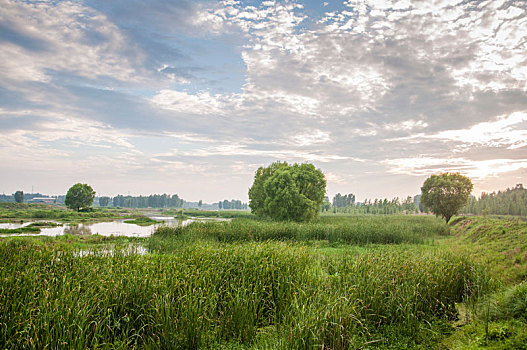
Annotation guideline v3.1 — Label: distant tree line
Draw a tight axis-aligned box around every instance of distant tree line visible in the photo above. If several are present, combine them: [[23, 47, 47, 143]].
[[0, 192, 60, 203], [462, 184, 526, 216], [218, 199, 248, 210], [322, 193, 417, 215], [332, 193, 355, 208], [104, 194, 185, 208]]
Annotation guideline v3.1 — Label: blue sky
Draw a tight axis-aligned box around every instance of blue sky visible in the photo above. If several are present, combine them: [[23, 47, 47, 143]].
[[1, 0, 526, 202]]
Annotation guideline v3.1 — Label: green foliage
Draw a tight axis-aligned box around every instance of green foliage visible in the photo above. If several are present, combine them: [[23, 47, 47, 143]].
[[248, 161, 288, 218], [421, 173, 473, 223], [248, 162, 326, 222], [463, 184, 527, 216], [0, 226, 41, 234], [162, 209, 254, 219], [0, 202, 131, 221], [328, 196, 417, 215], [485, 283, 527, 321], [449, 216, 527, 284], [112, 193, 183, 208], [219, 199, 247, 210], [14, 191, 24, 203], [123, 217, 160, 226], [151, 216, 448, 247], [64, 183, 96, 212], [444, 280, 527, 349], [98, 196, 110, 207], [0, 236, 489, 349], [332, 193, 355, 208]]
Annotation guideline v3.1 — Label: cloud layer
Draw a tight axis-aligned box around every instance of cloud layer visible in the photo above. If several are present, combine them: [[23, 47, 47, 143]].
[[1, 0, 526, 201]]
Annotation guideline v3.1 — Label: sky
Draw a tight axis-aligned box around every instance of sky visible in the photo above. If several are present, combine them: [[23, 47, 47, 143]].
[[0, 0, 526, 203]]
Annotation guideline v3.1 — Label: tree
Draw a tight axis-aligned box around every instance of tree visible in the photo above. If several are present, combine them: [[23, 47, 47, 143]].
[[99, 196, 110, 207], [14, 191, 24, 203], [321, 198, 331, 212], [248, 162, 326, 222], [198, 200, 202, 209], [332, 193, 355, 208], [65, 183, 95, 211], [248, 161, 288, 217], [420, 173, 473, 224]]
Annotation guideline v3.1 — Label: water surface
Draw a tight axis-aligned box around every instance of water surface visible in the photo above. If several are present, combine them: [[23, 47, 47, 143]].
[[0, 216, 230, 237]]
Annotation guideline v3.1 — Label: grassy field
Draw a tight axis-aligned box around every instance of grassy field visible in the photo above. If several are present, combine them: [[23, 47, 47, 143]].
[[0, 202, 138, 222], [123, 217, 161, 226], [0, 214, 525, 348], [440, 216, 527, 349], [161, 208, 255, 219]]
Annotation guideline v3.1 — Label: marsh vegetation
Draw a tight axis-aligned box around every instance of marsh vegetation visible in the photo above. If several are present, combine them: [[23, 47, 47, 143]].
[[3, 212, 526, 348]]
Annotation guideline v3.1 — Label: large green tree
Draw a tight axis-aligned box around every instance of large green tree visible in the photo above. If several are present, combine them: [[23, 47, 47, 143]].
[[248, 162, 326, 221], [65, 183, 95, 211], [14, 191, 24, 203], [420, 173, 473, 224]]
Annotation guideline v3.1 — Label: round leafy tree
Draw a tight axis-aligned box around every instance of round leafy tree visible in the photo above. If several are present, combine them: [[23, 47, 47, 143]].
[[14, 190, 24, 203], [65, 183, 95, 211], [420, 173, 473, 224], [248, 162, 326, 222]]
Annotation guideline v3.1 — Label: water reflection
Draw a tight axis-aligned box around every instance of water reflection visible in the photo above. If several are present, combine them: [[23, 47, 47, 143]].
[[0, 217, 230, 237], [64, 224, 92, 235]]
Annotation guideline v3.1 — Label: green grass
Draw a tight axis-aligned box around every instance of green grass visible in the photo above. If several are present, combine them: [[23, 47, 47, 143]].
[[150, 216, 447, 249], [0, 226, 41, 234], [439, 217, 527, 349], [0, 221, 62, 234], [3, 214, 521, 349], [162, 208, 254, 219], [0, 237, 489, 349], [123, 217, 160, 226], [26, 221, 62, 227], [448, 216, 527, 284], [0, 202, 137, 222]]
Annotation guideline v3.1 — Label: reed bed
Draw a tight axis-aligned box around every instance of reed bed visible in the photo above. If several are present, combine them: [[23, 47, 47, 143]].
[[151, 216, 447, 249], [1, 234, 489, 349]]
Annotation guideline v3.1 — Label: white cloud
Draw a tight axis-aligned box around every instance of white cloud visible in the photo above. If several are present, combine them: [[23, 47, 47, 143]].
[[291, 129, 331, 146], [163, 143, 348, 163], [182, 0, 392, 119], [430, 112, 527, 150], [383, 119, 429, 131], [0, 0, 142, 84], [325, 172, 347, 184], [1, 0, 526, 200], [0, 109, 140, 172], [151, 89, 234, 115], [384, 156, 527, 180], [391, 111, 527, 150]]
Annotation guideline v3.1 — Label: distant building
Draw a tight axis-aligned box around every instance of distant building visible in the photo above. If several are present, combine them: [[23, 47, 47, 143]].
[[29, 197, 57, 204]]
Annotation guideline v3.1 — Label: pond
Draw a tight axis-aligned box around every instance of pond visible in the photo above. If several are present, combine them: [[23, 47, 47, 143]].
[[0, 216, 230, 237]]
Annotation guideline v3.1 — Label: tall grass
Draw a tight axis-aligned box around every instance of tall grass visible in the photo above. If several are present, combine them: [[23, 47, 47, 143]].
[[151, 216, 447, 248], [162, 208, 254, 219], [0, 202, 132, 220], [1, 236, 489, 349]]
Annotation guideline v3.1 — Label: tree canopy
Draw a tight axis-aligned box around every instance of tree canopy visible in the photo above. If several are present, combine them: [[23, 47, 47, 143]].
[[332, 193, 355, 208], [65, 183, 95, 211], [420, 173, 473, 223], [248, 162, 326, 222], [98, 196, 110, 207], [462, 184, 526, 216], [14, 191, 24, 203]]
